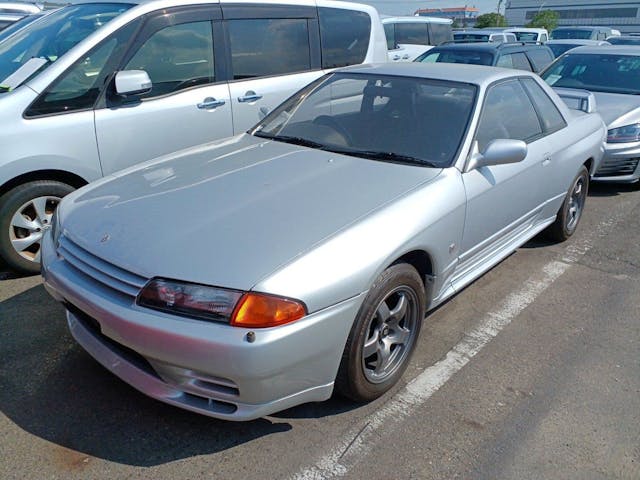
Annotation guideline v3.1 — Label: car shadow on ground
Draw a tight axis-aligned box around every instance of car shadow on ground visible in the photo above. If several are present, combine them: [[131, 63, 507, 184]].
[[0, 284, 301, 467], [588, 181, 638, 197]]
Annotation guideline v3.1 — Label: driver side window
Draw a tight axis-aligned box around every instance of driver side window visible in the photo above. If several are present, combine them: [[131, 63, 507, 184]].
[[475, 80, 543, 151], [123, 21, 215, 99]]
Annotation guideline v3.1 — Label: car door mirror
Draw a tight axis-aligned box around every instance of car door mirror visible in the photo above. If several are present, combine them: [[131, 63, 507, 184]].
[[466, 139, 528, 172], [115, 70, 152, 97]]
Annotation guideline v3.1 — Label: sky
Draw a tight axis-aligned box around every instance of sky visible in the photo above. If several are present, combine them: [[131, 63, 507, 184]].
[[357, 1, 501, 16]]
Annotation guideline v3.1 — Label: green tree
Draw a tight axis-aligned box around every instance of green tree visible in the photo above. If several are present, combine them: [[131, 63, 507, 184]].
[[475, 13, 507, 28], [452, 19, 461, 28], [526, 10, 559, 31]]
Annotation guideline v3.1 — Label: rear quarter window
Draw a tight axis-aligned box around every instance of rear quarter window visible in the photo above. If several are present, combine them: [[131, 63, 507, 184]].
[[319, 7, 370, 68], [526, 48, 554, 72]]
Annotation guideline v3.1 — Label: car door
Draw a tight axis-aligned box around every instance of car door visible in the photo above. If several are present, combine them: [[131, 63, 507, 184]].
[[456, 79, 551, 279], [94, 5, 233, 176], [223, 3, 323, 134]]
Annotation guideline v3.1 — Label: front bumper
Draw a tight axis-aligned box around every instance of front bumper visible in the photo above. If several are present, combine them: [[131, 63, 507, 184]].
[[41, 232, 365, 421], [593, 141, 640, 183]]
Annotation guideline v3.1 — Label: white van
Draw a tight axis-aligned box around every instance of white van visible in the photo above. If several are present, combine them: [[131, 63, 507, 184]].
[[0, 0, 387, 272], [382, 16, 453, 62]]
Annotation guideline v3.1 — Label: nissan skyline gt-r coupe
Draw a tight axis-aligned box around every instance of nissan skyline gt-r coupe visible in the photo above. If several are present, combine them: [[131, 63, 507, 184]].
[[42, 63, 605, 421]]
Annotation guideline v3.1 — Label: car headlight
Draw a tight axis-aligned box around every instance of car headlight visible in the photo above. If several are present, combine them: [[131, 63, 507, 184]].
[[607, 123, 640, 143], [137, 278, 306, 327]]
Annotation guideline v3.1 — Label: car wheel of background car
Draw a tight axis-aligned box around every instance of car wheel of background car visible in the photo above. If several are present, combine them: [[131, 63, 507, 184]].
[[546, 165, 589, 242], [336, 263, 425, 402], [0, 180, 75, 273]]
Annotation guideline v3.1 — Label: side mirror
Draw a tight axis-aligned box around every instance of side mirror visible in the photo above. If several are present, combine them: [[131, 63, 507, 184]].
[[466, 139, 527, 172], [115, 70, 152, 97]]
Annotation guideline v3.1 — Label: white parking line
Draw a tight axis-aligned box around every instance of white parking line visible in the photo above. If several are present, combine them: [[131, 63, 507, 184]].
[[291, 208, 628, 480]]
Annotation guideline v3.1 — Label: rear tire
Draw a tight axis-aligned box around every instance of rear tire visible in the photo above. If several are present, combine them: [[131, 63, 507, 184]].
[[0, 180, 75, 274], [545, 166, 589, 242], [336, 263, 425, 402]]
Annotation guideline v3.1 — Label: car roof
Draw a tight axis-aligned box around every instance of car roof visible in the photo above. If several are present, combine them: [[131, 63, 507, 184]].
[[547, 39, 611, 45], [337, 62, 533, 87], [381, 15, 451, 25], [561, 45, 640, 55]]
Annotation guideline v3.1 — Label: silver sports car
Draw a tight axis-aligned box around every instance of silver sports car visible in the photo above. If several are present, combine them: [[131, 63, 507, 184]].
[[542, 46, 640, 183], [42, 63, 605, 421]]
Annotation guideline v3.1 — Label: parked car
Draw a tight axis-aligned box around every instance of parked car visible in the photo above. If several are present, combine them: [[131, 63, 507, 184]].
[[547, 39, 611, 57], [415, 42, 555, 73], [0, 2, 40, 30], [551, 27, 618, 41], [606, 35, 640, 46], [454, 30, 516, 43], [505, 27, 549, 43], [542, 46, 640, 183], [42, 62, 605, 421], [382, 15, 452, 62], [0, 0, 387, 273]]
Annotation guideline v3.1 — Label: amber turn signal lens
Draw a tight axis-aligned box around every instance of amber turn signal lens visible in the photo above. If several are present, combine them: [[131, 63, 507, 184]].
[[231, 293, 306, 328]]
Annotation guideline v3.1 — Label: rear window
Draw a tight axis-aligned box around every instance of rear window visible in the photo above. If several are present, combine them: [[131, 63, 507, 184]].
[[319, 7, 370, 68], [429, 23, 452, 45], [395, 22, 429, 45], [551, 29, 593, 40], [418, 49, 494, 66], [454, 33, 489, 42]]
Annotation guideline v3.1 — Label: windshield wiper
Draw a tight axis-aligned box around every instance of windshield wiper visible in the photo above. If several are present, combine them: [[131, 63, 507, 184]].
[[329, 148, 438, 168], [253, 131, 327, 149]]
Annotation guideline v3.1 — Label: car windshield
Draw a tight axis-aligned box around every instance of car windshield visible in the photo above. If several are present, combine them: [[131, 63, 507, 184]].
[[608, 37, 640, 45], [542, 53, 640, 95], [547, 43, 579, 57], [551, 29, 593, 40], [0, 3, 132, 89], [251, 72, 477, 168], [417, 49, 494, 66], [454, 33, 489, 42]]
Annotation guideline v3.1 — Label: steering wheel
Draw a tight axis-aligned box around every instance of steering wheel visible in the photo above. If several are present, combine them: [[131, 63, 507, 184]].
[[313, 115, 353, 146]]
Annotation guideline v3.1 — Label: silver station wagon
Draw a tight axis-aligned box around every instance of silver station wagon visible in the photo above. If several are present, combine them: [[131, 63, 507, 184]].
[[42, 64, 605, 421]]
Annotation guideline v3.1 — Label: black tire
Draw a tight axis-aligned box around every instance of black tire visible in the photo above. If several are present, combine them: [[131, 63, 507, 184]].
[[336, 263, 426, 402], [545, 166, 589, 242], [0, 180, 75, 273]]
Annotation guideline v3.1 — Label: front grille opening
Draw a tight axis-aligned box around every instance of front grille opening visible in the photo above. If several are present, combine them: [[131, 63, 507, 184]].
[[595, 157, 640, 177], [67, 303, 161, 380], [183, 392, 238, 414], [193, 379, 240, 397]]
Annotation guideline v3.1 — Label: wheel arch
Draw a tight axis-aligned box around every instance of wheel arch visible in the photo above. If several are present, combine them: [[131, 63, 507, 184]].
[[389, 249, 435, 302], [0, 170, 89, 198], [583, 157, 594, 176]]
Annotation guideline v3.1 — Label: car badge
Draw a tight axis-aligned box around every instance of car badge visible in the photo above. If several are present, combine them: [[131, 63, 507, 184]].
[[100, 233, 111, 243]]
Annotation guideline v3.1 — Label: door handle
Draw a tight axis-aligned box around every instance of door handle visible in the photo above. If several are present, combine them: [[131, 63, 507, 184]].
[[402, 54, 410, 59], [542, 153, 551, 166], [238, 91, 263, 103], [197, 97, 225, 110], [392, 55, 401, 61]]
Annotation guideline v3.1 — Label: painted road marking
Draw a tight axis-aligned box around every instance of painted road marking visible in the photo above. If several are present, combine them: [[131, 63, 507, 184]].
[[291, 206, 629, 480]]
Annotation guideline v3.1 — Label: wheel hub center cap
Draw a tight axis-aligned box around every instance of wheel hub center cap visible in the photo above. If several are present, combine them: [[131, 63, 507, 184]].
[[380, 325, 390, 338]]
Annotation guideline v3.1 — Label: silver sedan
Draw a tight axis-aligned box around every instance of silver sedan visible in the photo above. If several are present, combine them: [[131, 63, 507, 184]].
[[542, 46, 640, 183], [42, 63, 605, 421]]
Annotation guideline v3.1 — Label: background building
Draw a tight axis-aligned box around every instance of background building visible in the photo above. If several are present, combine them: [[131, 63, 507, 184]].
[[415, 6, 480, 27], [505, 0, 640, 33]]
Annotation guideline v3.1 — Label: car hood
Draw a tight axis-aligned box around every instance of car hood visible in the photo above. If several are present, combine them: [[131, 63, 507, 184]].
[[60, 135, 442, 291], [592, 91, 640, 127]]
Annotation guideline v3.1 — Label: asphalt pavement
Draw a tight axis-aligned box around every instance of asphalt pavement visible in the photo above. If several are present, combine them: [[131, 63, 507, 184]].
[[1, 182, 638, 480]]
